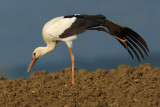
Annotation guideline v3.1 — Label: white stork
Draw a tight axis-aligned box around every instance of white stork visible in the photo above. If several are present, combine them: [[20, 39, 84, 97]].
[[26, 14, 149, 84]]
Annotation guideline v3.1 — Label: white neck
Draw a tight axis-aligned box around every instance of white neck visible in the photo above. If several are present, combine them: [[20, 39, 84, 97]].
[[35, 42, 57, 57], [46, 41, 57, 53]]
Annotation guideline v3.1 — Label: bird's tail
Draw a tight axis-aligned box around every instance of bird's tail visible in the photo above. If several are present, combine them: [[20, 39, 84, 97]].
[[101, 18, 149, 62]]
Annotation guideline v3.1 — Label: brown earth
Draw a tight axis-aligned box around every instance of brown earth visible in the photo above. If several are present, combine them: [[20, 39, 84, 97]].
[[0, 63, 160, 107]]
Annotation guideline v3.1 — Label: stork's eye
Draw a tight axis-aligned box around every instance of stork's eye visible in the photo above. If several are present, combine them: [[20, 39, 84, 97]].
[[33, 53, 36, 56]]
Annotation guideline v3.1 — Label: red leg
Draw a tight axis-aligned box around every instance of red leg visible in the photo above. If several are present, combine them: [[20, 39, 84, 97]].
[[113, 36, 128, 50], [69, 48, 75, 84]]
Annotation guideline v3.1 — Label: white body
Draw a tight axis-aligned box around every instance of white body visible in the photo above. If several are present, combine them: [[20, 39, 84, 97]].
[[42, 16, 77, 48]]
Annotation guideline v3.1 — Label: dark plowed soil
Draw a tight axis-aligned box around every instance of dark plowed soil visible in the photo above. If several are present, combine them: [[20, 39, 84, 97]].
[[0, 63, 160, 107]]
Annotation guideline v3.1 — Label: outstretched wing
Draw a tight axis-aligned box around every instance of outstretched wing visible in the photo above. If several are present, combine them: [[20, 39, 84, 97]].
[[103, 18, 149, 62]]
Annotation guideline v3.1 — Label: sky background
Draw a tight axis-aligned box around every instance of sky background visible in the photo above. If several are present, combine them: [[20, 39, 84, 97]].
[[0, 0, 159, 78]]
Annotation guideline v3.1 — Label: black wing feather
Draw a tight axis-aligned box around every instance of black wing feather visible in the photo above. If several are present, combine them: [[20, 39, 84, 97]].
[[103, 18, 149, 61], [127, 41, 141, 62], [126, 35, 148, 56], [117, 40, 134, 59], [123, 28, 149, 52], [126, 36, 145, 59], [60, 14, 105, 38]]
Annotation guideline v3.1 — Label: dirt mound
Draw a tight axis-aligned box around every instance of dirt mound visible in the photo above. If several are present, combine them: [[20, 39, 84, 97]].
[[0, 63, 160, 107]]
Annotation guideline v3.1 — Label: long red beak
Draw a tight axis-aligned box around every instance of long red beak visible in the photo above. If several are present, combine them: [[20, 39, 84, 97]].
[[26, 57, 38, 75]]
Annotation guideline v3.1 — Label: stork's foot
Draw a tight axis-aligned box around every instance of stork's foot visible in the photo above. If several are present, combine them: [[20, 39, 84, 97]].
[[114, 36, 128, 50]]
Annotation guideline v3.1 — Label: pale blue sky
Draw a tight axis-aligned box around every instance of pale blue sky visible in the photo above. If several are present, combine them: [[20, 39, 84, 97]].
[[0, 1, 159, 78]]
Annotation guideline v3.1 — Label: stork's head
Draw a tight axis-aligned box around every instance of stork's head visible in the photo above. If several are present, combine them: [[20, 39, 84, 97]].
[[26, 47, 49, 75], [26, 41, 58, 75], [32, 47, 48, 58]]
